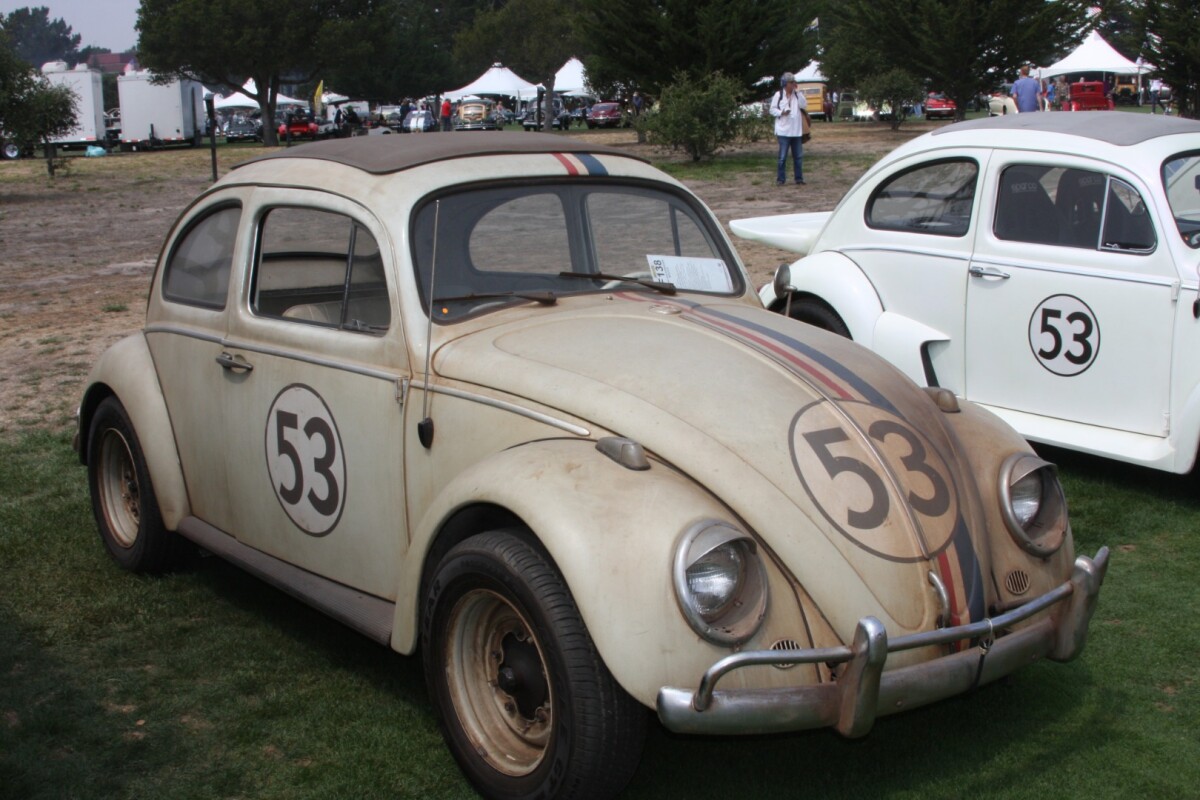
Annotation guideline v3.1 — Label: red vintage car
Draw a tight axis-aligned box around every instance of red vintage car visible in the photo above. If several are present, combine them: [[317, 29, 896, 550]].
[[924, 92, 957, 120], [277, 114, 320, 140], [1068, 81, 1114, 112]]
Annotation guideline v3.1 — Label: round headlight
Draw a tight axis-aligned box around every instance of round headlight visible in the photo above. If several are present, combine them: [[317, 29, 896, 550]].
[[673, 520, 768, 646], [999, 453, 1067, 557]]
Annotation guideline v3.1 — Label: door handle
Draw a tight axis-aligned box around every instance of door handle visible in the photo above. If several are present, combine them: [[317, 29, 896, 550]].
[[969, 265, 1011, 279], [216, 351, 254, 372]]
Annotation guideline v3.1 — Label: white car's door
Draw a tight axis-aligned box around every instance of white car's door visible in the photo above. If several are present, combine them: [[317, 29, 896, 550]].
[[220, 193, 409, 599], [832, 154, 984, 392], [966, 159, 1178, 437]]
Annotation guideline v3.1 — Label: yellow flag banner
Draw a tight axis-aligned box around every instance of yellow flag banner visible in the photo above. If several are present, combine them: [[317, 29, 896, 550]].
[[313, 80, 324, 116]]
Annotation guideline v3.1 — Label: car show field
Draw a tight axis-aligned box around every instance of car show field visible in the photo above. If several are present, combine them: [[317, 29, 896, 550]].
[[1, 120, 1197, 800]]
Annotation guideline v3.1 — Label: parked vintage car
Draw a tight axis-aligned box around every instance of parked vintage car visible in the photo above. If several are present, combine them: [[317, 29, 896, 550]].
[[522, 97, 570, 130], [222, 115, 262, 143], [454, 99, 499, 131], [277, 113, 321, 140], [739, 112, 1200, 473], [924, 92, 957, 119], [585, 101, 624, 128], [77, 133, 1107, 800], [1068, 80, 1115, 112]]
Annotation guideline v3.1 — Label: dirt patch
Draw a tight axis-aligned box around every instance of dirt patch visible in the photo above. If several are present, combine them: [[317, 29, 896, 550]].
[[0, 123, 930, 437]]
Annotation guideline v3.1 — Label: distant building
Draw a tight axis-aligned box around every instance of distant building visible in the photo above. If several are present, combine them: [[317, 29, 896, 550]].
[[86, 52, 137, 75]]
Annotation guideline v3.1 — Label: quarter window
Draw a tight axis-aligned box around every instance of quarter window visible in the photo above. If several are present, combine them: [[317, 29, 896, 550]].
[[252, 207, 390, 333], [866, 159, 977, 237], [162, 205, 240, 309]]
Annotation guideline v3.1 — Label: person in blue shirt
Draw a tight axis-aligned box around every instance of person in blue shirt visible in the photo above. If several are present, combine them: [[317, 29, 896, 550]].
[[1012, 65, 1042, 112]]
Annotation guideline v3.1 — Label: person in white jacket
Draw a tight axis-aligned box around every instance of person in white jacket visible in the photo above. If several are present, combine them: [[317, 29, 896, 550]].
[[770, 72, 811, 185]]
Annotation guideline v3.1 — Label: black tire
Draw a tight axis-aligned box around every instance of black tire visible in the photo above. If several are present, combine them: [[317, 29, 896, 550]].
[[422, 530, 645, 800], [789, 298, 852, 338], [87, 397, 190, 573], [2, 141, 20, 160]]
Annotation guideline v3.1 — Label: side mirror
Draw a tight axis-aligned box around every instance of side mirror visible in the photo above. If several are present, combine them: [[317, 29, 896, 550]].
[[772, 262, 797, 318], [773, 263, 796, 298]]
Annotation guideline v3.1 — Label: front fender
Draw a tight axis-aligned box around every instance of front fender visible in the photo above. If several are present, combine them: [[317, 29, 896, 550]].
[[392, 438, 743, 707], [79, 333, 190, 528], [761, 251, 884, 342]]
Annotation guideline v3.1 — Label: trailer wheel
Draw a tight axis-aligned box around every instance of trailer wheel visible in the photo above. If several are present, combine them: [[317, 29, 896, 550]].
[[2, 142, 20, 160]]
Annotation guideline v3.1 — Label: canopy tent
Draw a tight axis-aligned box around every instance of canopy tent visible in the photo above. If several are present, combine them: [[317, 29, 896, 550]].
[[518, 57, 593, 100], [794, 61, 826, 82], [214, 79, 307, 110], [442, 63, 537, 101], [1041, 30, 1151, 78]]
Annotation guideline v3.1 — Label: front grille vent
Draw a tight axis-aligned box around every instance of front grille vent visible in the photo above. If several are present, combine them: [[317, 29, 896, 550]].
[[1004, 569, 1031, 596], [770, 639, 803, 669]]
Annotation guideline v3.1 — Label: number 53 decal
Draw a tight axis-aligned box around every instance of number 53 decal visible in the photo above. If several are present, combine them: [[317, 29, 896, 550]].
[[789, 400, 960, 561], [265, 384, 346, 536], [1028, 294, 1100, 377]]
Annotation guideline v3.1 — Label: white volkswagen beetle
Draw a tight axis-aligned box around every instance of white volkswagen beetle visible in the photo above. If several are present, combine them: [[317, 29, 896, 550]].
[[739, 113, 1200, 474], [77, 134, 1107, 800]]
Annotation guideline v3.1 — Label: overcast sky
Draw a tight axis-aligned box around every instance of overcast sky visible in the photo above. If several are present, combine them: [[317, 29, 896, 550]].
[[1, 0, 140, 52]]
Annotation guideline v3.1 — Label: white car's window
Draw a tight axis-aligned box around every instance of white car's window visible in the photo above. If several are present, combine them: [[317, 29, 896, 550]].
[[161, 205, 240, 309], [1163, 152, 1200, 248], [866, 159, 977, 236], [252, 207, 390, 334], [413, 182, 739, 321], [996, 165, 1155, 253]]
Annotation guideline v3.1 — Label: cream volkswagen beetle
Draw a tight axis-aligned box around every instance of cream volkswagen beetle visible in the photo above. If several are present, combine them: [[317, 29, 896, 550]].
[[740, 113, 1200, 474], [77, 134, 1107, 800]]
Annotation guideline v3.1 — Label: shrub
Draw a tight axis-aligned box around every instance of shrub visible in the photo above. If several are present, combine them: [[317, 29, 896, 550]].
[[640, 71, 748, 161], [857, 68, 925, 130]]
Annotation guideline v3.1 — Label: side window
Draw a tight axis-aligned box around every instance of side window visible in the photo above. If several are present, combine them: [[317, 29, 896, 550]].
[[253, 207, 390, 333], [997, 165, 1155, 253], [866, 159, 977, 237], [162, 205, 240, 309]]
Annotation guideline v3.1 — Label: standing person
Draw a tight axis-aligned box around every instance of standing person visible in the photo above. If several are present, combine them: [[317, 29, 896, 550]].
[[1053, 75, 1069, 111], [440, 97, 452, 131], [1150, 77, 1165, 114], [770, 73, 810, 186], [1012, 65, 1041, 113]]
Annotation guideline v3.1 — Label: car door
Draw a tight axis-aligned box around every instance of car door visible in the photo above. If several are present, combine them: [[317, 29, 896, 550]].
[[965, 159, 1177, 437], [836, 153, 984, 392], [219, 190, 409, 600]]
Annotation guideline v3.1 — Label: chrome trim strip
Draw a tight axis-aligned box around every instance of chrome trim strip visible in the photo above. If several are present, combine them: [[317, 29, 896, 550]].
[[965, 255, 1178, 287], [409, 380, 590, 436], [144, 323, 223, 344]]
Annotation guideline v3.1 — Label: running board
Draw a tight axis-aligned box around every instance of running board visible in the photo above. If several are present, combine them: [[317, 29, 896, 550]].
[[176, 517, 395, 645]]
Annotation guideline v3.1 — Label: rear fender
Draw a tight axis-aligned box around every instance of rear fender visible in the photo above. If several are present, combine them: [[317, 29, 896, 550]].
[[78, 334, 190, 528]]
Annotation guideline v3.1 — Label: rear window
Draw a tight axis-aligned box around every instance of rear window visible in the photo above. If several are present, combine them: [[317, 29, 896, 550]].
[[866, 159, 977, 236], [161, 205, 241, 309]]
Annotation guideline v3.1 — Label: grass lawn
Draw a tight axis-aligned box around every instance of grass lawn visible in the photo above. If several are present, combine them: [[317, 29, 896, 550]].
[[1, 430, 1197, 799]]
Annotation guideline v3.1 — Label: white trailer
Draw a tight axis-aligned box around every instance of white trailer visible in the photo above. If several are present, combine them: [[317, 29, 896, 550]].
[[117, 70, 206, 149], [41, 61, 106, 148]]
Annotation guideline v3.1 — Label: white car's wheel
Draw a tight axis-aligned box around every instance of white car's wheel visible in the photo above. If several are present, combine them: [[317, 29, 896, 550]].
[[422, 530, 645, 799], [2, 142, 21, 160]]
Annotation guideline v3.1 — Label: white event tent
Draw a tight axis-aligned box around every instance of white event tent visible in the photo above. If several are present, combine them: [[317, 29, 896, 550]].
[[794, 61, 826, 82], [518, 57, 593, 100], [214, 79, 307, 110], [1041, 30, 1151, 78], [442, 63, 537, 101]]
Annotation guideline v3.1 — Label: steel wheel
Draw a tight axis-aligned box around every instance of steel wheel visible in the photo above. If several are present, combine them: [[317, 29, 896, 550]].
[[445, 588, 552, 776], [96, 426, 141, 548]]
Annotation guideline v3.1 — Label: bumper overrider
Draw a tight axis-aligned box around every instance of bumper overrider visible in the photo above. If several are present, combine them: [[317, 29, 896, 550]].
[[657, 547, 1109, 736]]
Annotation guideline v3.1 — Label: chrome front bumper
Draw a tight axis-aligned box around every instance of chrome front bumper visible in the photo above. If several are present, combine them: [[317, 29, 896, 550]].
[[657, 548, 1109, 737]]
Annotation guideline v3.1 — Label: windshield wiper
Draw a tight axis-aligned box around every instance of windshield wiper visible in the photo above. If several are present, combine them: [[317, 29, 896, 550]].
[[558, 271, 676, 295], [432, 290, 558, 306]]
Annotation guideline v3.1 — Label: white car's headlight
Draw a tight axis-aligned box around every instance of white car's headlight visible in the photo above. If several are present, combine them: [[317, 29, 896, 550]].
[[999, 454, 1068, 557], [673, 520, 768, 645]]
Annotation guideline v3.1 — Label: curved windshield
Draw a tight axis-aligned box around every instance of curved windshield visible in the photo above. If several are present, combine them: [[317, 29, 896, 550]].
[[412, 181, 741, 321], [1163, 152, 1200, 248]]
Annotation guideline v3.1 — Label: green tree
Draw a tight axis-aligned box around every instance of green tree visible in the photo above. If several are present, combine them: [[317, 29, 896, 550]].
[[323, 0, 480, 103], [1144, 0, 1200, 118], [1, 6, 81, 67], [857, 68, 925, 130], [0, 30, 77, 170], [641, 70, 748, 161], [576, 0, 817, 99], [821, 0, 1092, 121], [136, 0, 370, 145], [1095, 0, 1151, 63], [454, 0, 579, 132]]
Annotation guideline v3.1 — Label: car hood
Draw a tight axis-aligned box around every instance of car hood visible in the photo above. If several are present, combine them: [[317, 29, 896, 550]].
[[433, 295, 992, 636]]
